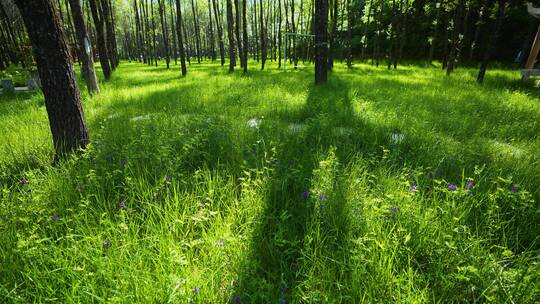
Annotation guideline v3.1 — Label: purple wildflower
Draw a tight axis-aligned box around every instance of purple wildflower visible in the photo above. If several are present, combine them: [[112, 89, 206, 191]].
[[303, 190, 310, 200], [234, 295, 241, 304], [21, 178, 28, 185], [102, 239, 111, 249], [448, 184, 457, 191], [51, 215, 60, 221], [511, 185, 518, 193], [118, 200, 126, 209], [193, 287, 201, 293], [165, 175, 172, 182], [409, 185, 418, 192], [465, 181, 474, 190]]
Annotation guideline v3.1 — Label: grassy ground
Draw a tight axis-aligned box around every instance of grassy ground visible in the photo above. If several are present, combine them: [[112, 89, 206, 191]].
[[0, 60, 539, 303]]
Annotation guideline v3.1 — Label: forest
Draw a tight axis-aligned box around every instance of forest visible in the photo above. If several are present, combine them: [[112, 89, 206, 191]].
[[0, 0, 539, 302]]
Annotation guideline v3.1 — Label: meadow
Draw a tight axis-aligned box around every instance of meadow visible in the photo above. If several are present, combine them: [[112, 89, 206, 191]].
[[0, 60, 539, 303]]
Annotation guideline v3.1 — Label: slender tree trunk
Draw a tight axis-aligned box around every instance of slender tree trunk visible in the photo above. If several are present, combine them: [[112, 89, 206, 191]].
[[242, 0, 248, 72], [361, 0, 372, 60], [134, 0, 144, 62], [226, 0, 235, 71], [233, 0, 242, 67], [315, 0, 328, 84], [158, 0, 170, 68], [427, 0, 443, 65], [447, 0, 464, 76], [68, 0, 100, 95], [213, 0, 226, 65], [469, 0, 490, 61], [278, 0, 283, 68], [0, 2, 21, 65], [208, 0, 216, 60], [174, 0, 187, 75], [346, 0, 353, 68], [169, 0, 178, 64], [150, 0, 157, 66], [89, 0, 112, 79], [478, 0, 505, 83], [328, 0, 338, 70], [14, 0, 89, 159], [253, 0, 260, 61], [100, 0, 117, 69], [191, 0, 202, 63], [260, 0, 267, 69]]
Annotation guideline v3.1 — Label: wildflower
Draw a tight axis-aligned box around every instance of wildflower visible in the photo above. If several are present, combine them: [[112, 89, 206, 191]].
[[281, 285, 288, 304], [448, 184, 457, 191], [318, 194, 328, 201], [465, 181, 474, 190], [319, 204, 326, 210], [166, 175, 172, 182], [235, 295, 241, 304], [52, 215, 60, 221], [21, 178, 28, 185], [118, 200, 126, 209], [353, 207, 358, 215], [391, 207, 399, 221], [102, 239, 111, 249], [216, 239, 224, 248], [511, 185, 518, 193], [409, 185, 418, 192], [193, 287, 201, 293], [252, 147, 257, 156], [303, 190, 310, 200]]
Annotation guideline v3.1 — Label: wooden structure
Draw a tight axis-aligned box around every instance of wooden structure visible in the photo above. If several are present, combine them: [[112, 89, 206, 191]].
[[522, 3, 540, 79]]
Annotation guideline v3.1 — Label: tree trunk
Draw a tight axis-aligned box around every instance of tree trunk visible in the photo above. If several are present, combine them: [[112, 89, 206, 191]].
[[150, 0, 157, 66], [242, 0, 248, 72], [427, 0, 443, 65], [101, 0, 117, 69], [14, 0, 89, 159], [208, 0, 216, 60], [212, 0, 225, 65], [68, 0, 100, 95], [174, 0, 187, 75], [278, 0, 282, 68], [191, 0, 202, 63], [226, 0, 235, 71], [89, 0, 112, 79], [346, 0, 353, 68], [158, 0, 170, 68], [328, 0, 338, 70], [234, 0, 242, 67], [447, 0, 464, 76], [260, 0, 267, 69], [315, 0, 328, 84], [477, 0, 505, 83]]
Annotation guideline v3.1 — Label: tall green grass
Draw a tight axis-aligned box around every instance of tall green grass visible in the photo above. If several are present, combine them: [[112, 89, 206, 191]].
[[0, 60, 539, 303]]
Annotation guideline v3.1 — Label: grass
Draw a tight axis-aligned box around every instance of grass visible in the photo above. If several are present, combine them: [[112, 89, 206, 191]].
[[0, 59, 539, 303]]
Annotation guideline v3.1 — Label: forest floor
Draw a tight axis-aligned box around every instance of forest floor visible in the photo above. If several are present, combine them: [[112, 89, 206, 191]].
[[0, 60, 539, 303]]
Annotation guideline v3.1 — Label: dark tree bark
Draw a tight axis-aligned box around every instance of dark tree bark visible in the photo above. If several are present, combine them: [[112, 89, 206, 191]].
[[260, 0, 267, 69], [89, 0, 112, 79], [170, 0, 178, 64], [447, 0, 465, 76], [290, 0, 297, 68], [477, 0, 506, 83], [191, 0, 202, 63], [226, 0, 235, 71], [174, 0, 187, 75], [253, 0, 259, 61], [234, 0, 242, 67], [314, 0, 328, 84], [212, 0, 225, 65], [328, 0, 338, 70], [278, 0, 283, 68], [150, 0, 157, 66], [158, 0, 170, 68], [208, 0, 216, 60], [427, 0, 443, 65], [14, 0, 89, 159], [242, 0, 248, 72], [361, 0, 372, 60], [68, 0, 100, 95], [346, 0, 353, 68], [469, 0, 490, 61], [134, 0, 144, 62], [0, 2, 21, 65], [101, 0, 117, 69]]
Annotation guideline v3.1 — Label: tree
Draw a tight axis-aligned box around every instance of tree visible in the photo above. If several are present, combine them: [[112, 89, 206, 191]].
[[101, 0, 118, 69], [157, 0, 170, 68], [191, 0, 202, 63], [212, 0, 226, 65], [207, 0, 216, 60], [234, 0, 242, 67], [174, 0, 187, 75], [260, 0, 267, 69], [314, 0, 328, 84], [68, 0, 100, 95], [447, 0, 464, 76], [89, 0, 112, 79], [14, 0, 89, 159], [477, 0, 506, 83], [242, 0, 248, 72], [226, 0, 235, 72]]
